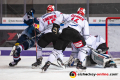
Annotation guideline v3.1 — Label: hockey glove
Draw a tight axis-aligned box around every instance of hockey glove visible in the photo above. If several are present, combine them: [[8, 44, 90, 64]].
[[52, 23, 60, 35], [27, 8, 35, 16]]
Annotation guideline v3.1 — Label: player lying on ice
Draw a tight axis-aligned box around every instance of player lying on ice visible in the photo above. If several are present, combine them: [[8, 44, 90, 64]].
[[66, 35, 117, 68], [9, 9, 43, 67], [40, 7, 89, 72]]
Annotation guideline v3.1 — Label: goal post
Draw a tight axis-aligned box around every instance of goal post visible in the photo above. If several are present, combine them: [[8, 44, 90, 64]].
[[105, 17, 120, 54]]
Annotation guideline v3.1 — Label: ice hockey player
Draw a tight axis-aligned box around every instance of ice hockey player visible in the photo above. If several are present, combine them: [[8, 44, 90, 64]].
[[9, 9, 43, 67], [67, 35, 117, 68], [31, 5, 68, 70], [41, 7, 89, 72]]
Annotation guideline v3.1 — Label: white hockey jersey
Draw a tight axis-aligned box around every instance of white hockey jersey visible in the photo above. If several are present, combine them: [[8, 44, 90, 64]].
[[62, 14, 89, 39], [39, 11, 63, 34], [71, 35, 105, 56]]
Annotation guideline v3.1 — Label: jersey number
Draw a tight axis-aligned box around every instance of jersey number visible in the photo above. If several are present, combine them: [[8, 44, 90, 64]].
[[48, 19, 56, 25], [71, 17, 79, 23]]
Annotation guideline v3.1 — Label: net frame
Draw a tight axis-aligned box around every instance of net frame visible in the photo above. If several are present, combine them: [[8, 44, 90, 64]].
[[105, 17, 120, 54]]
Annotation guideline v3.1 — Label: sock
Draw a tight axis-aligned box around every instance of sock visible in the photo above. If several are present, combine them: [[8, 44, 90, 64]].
[[47, 54, 56, 63]]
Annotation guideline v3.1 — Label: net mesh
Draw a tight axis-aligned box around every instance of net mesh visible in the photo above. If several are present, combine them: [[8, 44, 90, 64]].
[[107, 18, 120, 52]]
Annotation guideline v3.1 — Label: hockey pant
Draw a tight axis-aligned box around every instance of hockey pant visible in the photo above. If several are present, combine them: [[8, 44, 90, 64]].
[[54, 27, 86, 50], [37, 33, 60, 48], [13, 34, 42, 60], [52, 27, 86, 64]]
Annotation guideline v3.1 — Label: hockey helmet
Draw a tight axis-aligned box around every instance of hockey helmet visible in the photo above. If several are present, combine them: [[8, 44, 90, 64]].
[[47, 5, 55, 11], [77, 7, 85, 16]]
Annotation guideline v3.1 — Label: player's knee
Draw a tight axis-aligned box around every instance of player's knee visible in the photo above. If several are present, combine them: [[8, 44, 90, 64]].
[[37, 38, 48, 48], [37, 45, 42, 50], [54, 39, 64, 50], [23, 39, 34, 50], [15, 43, 20, 46], [52, 49, 62, 57]]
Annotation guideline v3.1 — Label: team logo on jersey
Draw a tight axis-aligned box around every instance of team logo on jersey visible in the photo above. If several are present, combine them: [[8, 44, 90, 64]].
[[34, 23, 39, 29], [69, 71, 76, 78], [73, 40, 84, 48]]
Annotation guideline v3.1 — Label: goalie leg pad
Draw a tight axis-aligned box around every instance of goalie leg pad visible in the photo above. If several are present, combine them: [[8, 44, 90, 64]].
[[91, 50, 115, 67]]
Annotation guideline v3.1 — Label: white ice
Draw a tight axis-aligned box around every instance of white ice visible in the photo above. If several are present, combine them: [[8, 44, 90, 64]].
[[0, 56, 120, 80]]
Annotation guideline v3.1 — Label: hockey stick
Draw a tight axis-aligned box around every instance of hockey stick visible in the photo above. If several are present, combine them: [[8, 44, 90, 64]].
[[50, 62, 63, 68], [63, 56, 74, 67], [32, 12, 38, 62], [20, 33, 43, 46], [87, 46, 108, 54]]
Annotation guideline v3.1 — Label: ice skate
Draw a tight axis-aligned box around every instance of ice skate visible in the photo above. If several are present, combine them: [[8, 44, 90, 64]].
[[9, 58, 21, 67], [57, 58, 65, 69], [67, 58, 75, 67], [76, 61, 86, 72], [104, 60, 117, 68], [32, 57, 43, 69], [65, 58, 78, 67], [41, 61, 51, 72]]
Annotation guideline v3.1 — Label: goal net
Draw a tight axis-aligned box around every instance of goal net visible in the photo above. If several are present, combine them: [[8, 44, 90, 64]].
[[89, 17, 120, 56], [106, 17, 120, 54], [89, 17, 120, 64]]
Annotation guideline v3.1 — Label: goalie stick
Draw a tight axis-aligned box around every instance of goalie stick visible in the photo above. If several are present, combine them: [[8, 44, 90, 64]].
[[87, 46, 108, 54]]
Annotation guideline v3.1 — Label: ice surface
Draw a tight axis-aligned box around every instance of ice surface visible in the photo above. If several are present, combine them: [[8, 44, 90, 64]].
[[0, 56, 120, 80]]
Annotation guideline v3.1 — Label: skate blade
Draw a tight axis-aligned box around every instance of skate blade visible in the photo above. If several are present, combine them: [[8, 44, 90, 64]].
[[104, 64, 117, 68], [61, 65, 66, 69], [41, 69, 46, 73], [57, 61, 66, 69], [109, 64, 117, 68], [31, 65, 41, 69]]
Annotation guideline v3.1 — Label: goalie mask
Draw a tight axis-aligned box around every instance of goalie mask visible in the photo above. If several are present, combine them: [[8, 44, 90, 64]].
[[47, 5, 55, 11], [77, 7, 85, 16]]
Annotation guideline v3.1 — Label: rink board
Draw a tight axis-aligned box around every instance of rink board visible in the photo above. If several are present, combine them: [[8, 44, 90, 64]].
[[0, 49, 120, 58]]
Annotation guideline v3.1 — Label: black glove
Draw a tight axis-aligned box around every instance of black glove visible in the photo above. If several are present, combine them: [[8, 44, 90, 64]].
[[27, 8, 35, 16], [52, 23, 60, 35]]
